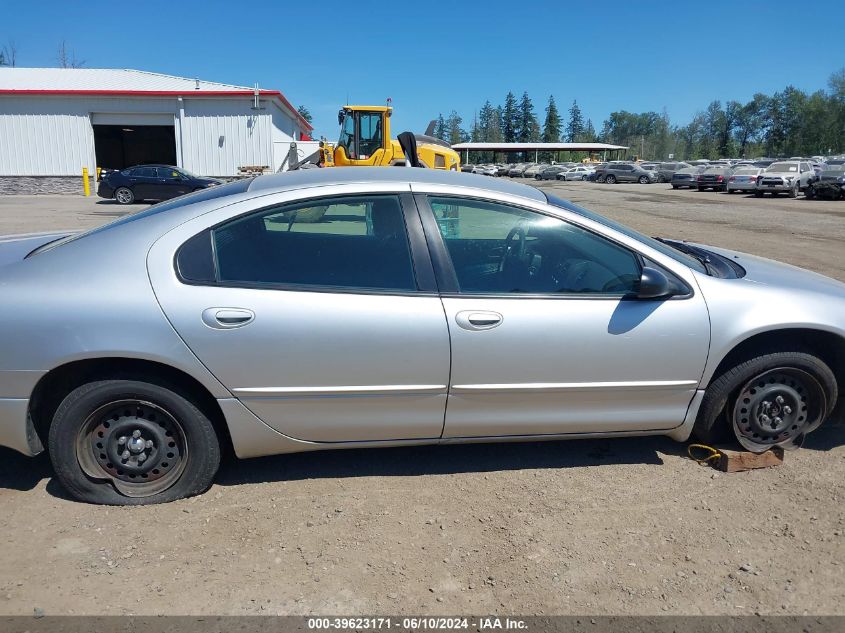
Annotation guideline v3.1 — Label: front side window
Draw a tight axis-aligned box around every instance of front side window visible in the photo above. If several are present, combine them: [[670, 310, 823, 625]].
[[157, 167, 182, 180], [428, 197, 641, 295], [212, 195, 416, 291]]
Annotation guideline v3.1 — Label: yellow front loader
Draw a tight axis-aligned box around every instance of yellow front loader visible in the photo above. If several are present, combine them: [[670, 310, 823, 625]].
[[285, 105, 461, 171]]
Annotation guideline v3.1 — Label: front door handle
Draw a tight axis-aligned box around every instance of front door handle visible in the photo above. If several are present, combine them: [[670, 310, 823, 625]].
[[201, 307, 255, 329], [455, 310, 503, 331]]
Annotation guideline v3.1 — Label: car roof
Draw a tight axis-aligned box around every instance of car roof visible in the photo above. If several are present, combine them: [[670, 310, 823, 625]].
[[247, 167, 547, 202]]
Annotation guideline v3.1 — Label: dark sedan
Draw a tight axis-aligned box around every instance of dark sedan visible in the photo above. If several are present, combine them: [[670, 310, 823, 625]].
[[98, 165, 222, 205], [696, 167, 733, 192]]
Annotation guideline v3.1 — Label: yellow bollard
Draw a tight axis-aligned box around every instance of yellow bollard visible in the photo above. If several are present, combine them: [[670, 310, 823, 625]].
[[82, 167, 90, 197]]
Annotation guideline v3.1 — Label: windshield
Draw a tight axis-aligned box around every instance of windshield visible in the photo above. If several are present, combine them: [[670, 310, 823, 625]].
[[545, 194, 707, 273], [767, 162, 798, 172], [337, 111, 355, 155], [28, 179, 253, 257]]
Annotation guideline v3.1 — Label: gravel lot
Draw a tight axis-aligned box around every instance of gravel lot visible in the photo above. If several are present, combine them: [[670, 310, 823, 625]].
[[0, 183, 843, 616]]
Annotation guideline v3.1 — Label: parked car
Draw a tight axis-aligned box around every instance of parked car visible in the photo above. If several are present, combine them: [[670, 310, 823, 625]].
[[2, 168, 843, 505], [755, 161, 816, 197], [558, 166, 595, 181], [461, 164, 477, 173], [496, 164, 515, 177], [97, 165, 222, 205], [602, 163, 658, 184], [653, 162, 692, 183], [535, 166, 566, 180], [477, 165, 499, 177], [670, 166, 705, 189], [508, 163, 533, 177], [523, 164, 551, 178], [696, 166, 733, 191], [726, 167, 763, 194], [806, 165, 845, 200]]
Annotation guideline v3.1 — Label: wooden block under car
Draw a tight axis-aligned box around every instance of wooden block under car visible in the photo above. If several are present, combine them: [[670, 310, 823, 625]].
[[716, 446, 784, 472]]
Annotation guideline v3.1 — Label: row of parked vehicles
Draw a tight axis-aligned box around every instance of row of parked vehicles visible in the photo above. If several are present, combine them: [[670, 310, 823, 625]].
[[462, 157, 845, 200], [462, 162, 599, 181], [659, 157, 845, 199]]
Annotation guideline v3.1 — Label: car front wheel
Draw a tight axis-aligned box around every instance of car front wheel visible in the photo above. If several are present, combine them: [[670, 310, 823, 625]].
[[48, 380, 220, 505], [693, 351, 837, 452]]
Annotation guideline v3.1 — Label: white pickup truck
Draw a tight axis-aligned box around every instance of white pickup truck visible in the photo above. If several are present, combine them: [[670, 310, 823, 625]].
[[755, 160, 816, 197]]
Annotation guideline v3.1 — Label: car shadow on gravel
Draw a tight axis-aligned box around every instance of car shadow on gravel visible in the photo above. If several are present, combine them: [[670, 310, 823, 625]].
[[0, 449, 52, 492], [214, 436, 682, 487]]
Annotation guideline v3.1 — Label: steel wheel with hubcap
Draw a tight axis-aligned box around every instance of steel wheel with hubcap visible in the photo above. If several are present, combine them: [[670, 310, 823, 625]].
[[114, 187, 134, 205]]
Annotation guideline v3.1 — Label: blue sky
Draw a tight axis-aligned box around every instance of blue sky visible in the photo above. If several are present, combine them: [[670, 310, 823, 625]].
[[4, 0, 845, 138]]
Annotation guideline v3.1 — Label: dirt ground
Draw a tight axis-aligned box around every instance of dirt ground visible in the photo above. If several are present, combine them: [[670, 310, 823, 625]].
[[0, 183, 843, 616]]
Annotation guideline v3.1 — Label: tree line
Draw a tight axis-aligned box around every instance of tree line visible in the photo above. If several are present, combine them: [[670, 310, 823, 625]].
[[434, 68, 845, 163]]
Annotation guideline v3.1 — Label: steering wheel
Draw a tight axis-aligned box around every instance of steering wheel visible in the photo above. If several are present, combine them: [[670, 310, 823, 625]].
[[499, 225, 527, 273]]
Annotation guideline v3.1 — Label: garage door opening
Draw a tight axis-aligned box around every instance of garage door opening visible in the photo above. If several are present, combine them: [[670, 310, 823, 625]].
[[93, 124, 177, 171]]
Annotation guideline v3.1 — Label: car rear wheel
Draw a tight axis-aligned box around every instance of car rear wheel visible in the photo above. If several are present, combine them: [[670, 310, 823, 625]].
[[605, 175, 616, 184], [114, 187, 134, 205], [638, 175, 649, 184], [693, 351, 837, 452], [48, 380, 220, 505]]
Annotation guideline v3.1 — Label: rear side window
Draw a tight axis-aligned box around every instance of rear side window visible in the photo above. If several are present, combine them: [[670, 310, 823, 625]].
[[211, 195, 417, 291]]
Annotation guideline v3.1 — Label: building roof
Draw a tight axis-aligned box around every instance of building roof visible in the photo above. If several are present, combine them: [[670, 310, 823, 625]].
[[0, 67, 312, 130], [451, 142, 629, 151]]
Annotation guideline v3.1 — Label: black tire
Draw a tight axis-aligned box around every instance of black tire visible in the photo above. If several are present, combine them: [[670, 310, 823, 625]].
[[754, 191, 763, 197], [114, 187, 134, 205], [605, 174, 617, 184], [671, 185, 679, 189], [805, 186, 815, 200], [638, 175, 650, 184], [48, 380, 220, 505], [692, 351, 837, 452], [727, 189, 735, 194]]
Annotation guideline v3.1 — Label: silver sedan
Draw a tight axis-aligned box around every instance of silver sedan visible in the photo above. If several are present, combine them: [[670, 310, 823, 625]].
[[0, 168, 842, 504]]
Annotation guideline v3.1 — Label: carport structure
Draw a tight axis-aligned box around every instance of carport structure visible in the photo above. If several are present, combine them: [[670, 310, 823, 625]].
[[451, 142, 629, 163]]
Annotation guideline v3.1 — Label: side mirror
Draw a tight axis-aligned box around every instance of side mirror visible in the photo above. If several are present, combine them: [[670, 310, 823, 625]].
[[637, 266, 676, 300]]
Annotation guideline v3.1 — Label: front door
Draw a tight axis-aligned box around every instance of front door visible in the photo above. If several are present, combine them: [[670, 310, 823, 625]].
[[419, 195, 711, 438], [155, 167, 192, 200], [150, 192, 450, 442]]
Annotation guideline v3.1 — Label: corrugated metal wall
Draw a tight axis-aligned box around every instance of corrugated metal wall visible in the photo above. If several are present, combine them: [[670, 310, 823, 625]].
[[0, 95, 298, 177], [0, 96, 95, 175]]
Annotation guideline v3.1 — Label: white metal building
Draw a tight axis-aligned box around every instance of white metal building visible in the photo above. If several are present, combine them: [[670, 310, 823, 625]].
[[0, 68, 313, 193]]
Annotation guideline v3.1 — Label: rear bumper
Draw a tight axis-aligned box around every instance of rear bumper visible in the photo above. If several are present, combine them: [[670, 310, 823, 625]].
[[0, 398, 41, 456], [726, 182, 757, 191], [96, 183, 115, 198]]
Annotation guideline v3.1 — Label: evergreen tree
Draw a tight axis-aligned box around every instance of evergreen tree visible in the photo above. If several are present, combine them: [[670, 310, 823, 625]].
[[518, 92, 539, 143], [582, 119, 596, 142], [566, 100, 584, 142], [501, 92, 519, 143], [542, 96, 562, 143], [296, 105, 313, 125], [434, 113, 447, 141], [446, 110, 464, 146]]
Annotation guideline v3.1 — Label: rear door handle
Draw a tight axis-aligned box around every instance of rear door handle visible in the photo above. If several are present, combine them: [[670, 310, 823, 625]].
[[455, 310, 503, 331], [201, 308, 255, 329]]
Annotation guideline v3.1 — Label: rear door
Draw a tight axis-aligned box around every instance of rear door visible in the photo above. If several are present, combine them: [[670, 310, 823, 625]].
[[148, 187, 450, 442], [130, 166, 159, 199]]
